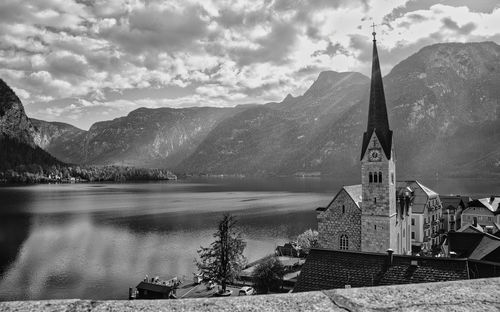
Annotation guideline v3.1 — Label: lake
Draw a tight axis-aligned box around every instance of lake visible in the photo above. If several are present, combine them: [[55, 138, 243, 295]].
[[0, 176, 497, 301]]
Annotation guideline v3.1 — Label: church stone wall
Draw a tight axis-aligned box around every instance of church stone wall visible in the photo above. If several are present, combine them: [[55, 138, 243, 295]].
[[317, 189, 361, 251]]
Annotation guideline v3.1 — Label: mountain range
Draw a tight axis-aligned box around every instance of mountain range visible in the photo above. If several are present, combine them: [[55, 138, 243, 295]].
[[1, 41, 500, 178]]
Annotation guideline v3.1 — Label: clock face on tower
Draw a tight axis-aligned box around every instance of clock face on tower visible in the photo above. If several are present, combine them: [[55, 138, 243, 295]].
[[368, 149, 381, 162]]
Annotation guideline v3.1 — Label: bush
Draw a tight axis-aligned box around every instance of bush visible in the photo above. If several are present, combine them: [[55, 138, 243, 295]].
[[252, 256, 285, 294]]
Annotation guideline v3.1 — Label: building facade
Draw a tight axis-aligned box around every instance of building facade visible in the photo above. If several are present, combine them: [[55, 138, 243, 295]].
[[440, 195, 470, 232], [397, 181, 443, 252], [317, 31, 411, 255], [462, 196, 500, 233]]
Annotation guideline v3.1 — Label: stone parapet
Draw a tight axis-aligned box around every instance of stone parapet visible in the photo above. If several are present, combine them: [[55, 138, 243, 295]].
[[1, 277, 499, 311]]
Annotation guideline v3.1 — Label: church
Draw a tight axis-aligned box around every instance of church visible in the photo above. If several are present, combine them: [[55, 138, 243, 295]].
[[316, 30, 412, 255]]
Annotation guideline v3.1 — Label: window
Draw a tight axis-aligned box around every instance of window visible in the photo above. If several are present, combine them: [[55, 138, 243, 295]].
[[411, 218, 415, 226], [378, 172, 382, 183], [411, 232, 415, 239], [340, 235, 349, 250], [369, 172, 373, 183], [374, 197, 377, 204], [374, 172, 378, 183], [342, 205, 345, 214], [403, 229, 405, 237], [391, 173, 394, 184], [374, 225, 377, 230]]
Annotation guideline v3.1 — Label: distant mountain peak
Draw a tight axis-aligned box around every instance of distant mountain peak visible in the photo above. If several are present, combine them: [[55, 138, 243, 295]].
[[305, 71, 369, 97]]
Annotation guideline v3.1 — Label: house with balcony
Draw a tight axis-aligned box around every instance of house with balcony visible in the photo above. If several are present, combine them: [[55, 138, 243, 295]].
[[440, 195, 471, 232], [397, 181, 443, 253], [461, 196, 500, 234]]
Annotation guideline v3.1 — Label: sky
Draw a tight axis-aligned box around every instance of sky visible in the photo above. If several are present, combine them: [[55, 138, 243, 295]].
[[1, 0, 500, 129]]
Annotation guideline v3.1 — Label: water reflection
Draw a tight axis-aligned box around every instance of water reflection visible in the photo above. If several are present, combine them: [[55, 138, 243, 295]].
[[0, 181, 324, 300]]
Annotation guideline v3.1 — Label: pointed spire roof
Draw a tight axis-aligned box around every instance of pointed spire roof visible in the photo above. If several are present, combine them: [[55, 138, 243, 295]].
[[360, 32, 393, 160]]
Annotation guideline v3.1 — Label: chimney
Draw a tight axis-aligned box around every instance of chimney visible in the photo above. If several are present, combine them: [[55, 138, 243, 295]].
[[473, 217, 478, 227], [387, 248, 394, 265]]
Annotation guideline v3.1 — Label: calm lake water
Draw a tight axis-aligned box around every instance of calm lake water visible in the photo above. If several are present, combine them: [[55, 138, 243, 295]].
[[0, 176, 498, 301]]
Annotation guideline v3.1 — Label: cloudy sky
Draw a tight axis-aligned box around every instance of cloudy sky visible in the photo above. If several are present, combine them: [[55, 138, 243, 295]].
[[1, 0, 500, 129]]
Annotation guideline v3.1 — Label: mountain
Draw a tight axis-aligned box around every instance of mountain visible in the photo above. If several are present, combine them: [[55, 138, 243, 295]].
[[178, 71, 369, 175], [179, 42, 500, 177], [0, 79, 62, 170], [31, 119, 87, 164], [0, 79, 36, 146], [80, 106, 251, 167], [29, 41, 500, 178]]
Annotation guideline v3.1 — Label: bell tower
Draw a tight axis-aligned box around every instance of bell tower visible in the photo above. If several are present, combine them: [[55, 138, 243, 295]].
[[360, 28, 410, 255]]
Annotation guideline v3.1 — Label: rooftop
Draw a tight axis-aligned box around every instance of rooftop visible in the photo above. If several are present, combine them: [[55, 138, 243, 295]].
[[293, 248, 479, 293]]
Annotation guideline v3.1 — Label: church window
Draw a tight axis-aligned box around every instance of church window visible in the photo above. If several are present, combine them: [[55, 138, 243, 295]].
[[374, 173, 378, 183], [340, 234, 349, 250], [342, 205, 345, 214], [391, 173, 394, 184], [369, 172, 373, 183], [378, 172, 382, 183]]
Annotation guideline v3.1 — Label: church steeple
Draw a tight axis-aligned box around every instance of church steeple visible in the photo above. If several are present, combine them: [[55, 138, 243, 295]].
[[360, 30, 393, 160]]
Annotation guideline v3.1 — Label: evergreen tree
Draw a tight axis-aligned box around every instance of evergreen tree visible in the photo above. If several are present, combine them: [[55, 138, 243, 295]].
[[196, 214, 247, 294]]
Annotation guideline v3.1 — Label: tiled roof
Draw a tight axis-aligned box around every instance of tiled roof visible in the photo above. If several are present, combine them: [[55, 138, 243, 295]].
[[470, 236, 500, 260], [414, 181, 439, 198], [471, 197, 500, 213], [458, 223, 484, 234], [396, 180, 438, 214], [293, 249, 470, 292], [447, 231, 484, 258], [440, 195, 463, 210]]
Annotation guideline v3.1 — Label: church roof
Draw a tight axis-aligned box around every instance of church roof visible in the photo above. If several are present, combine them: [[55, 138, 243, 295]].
[[343, 184, 362, 208], [293, 248, 473, 292], [361, 36, 392, 160]]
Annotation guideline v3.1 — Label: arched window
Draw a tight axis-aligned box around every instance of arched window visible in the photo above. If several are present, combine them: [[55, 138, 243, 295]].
[[340, 234, 349, 250], [374, 172, 378, 183], [378, 172, 382, 183], [369, 172, 373, 183], [342, 205, 345, 214]]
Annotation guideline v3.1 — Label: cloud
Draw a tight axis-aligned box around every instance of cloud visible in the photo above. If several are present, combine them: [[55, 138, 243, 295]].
[[441, 17, 477, 35], [312, 42, 349, 57], [0, 0, 499, 129]]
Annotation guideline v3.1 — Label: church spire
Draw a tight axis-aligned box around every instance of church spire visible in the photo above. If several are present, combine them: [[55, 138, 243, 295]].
[[360, 28, 393, 160]]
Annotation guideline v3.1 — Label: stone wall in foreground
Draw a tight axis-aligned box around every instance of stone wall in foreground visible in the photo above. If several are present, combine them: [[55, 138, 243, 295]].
[[1, 277, 499, 312]]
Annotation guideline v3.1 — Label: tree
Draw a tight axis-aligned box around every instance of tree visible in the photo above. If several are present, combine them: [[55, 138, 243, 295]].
[[252, 256, 285, 294], [196, 214, 247, 293], [296, 229, 319, 254]]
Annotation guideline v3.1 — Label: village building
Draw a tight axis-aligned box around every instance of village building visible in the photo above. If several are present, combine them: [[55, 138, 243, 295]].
[[440, 195, 471, 232], [461, 196, 500, 234], [396, 181, 443, 252], [316, 29, 411, 255]]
